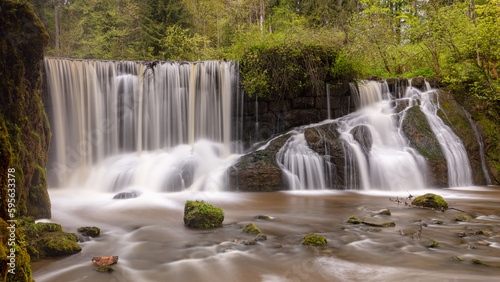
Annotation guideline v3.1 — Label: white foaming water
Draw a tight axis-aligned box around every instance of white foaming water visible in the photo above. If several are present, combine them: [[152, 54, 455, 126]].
[[339, 81, 426, 190], [44, 58, 240, 191], [277, 133, 326, 190]]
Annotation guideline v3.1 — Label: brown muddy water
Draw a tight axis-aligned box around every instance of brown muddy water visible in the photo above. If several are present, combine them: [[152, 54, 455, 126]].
[[32, 187, 500, 281]]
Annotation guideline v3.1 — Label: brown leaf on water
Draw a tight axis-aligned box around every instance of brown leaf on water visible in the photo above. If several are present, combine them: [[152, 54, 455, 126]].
[[92, 256, 119, 266]]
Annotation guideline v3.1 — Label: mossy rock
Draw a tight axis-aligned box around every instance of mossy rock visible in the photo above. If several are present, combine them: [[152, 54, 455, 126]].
[[302, 233, 327, 246], [183, 200, 224, 229], [347, 215, 362, 224], [424, 240, 439, 248], [96, 265, 115, 272], [243, 223, 261, 234], [454, 215, 468, 222], [78, 226, 101, 237], [411, 193, 448, 210], [37, 234, 82, 257], [254, 215, 272, 220]]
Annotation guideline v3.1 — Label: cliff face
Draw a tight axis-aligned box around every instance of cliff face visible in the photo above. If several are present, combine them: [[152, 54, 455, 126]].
[[0, 0, 51, 219]]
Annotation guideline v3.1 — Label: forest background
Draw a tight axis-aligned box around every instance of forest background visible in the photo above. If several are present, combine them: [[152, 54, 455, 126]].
[[19, 0, 500, 105]]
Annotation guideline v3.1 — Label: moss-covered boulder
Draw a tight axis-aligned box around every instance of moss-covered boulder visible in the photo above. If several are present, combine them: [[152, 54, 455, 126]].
[[183, 200, 224, 228], [78, 226, 100, 237], [242, 223, 261, 234], [17, 217, 81, 261], [411, 193, 448, 210], [302, 233, 327, 246], [454, 214, 468, 222], [347, 215, 362, 224], [96, 265, 115, 272]]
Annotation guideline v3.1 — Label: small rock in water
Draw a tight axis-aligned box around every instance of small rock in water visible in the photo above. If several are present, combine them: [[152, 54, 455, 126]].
[[302, 233, 327, 246], [400, 229, 417, 236], [375, 209, 391, 216], [92, 256, 119, 266], [362, 218, 395, 227], [255, 233, 267, 241], [449, 256, 463, 262], [471, 259, 488, 266], [113, 191, 140, 199], [243, 223, 261, 234], [454, 215, 468, 222], [242, 239, 256, 245], [96, 265, 114, 272], [432, 220, 444, 225], [347, 216, 362, 224], [477, 241, 490, 246], [423, 240, 439, 248], [78, 226, 100, 237], [254, 215, 272, 220]]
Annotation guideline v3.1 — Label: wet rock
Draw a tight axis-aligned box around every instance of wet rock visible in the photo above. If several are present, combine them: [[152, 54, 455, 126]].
[[400, 229, 417, 236], [77, 226, 100, 237], [477, 241, 490, 246], [96, 265, 114, 272], [454, 215, 468, 222], [411, 193, 448, 210], [375, 209, 391, 216], [242, 239, 256, 245], [255, 234, 267, 241], [401, 107, 447, 187], [302, 233, 327, 246], [17, 217, 81, 261], [432, 220, 444, 225], [347, 215, 362, 224], [228, 135, 289, 192], [254, 215, 272, 220], [183, 200, 224, 228], [351, 125, 372, 156], [243, 223, 261, 234], [423, 240, 439, 248], [471, 259, 488, 266], [411, 76, 426, 91], [361, 218, 395, 227], [113, 191, 140, 199], [450, 256, 463, 262], [92, 256, 119, 266]]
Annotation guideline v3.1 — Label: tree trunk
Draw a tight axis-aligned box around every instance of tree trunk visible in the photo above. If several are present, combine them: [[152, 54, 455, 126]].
[[54, 5, 60, 55], [471, 0, 481, 66], [260, 1, 265, 34]]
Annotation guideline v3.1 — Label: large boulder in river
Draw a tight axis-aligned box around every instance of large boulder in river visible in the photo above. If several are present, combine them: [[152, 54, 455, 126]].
[[228, 135, 289, 191], [401, 106, 448, 187], [411, 193, 448, 210], [183, 200, 224, 228]]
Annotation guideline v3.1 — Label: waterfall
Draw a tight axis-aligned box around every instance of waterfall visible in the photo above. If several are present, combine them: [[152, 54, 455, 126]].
[[277, 133, 327, 190], [44, 58, 239, 191], [464, 109, 492, 185]]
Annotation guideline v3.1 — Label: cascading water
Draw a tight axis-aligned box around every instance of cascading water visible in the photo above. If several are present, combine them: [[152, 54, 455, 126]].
[[44, 58, 240, 192]]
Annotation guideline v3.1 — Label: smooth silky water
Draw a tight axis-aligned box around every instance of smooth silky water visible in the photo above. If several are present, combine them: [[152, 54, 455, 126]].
[[35, 60, 500, 281]]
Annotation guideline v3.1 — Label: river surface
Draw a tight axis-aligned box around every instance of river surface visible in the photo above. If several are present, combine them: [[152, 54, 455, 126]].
[[32, 187, 500, 281]]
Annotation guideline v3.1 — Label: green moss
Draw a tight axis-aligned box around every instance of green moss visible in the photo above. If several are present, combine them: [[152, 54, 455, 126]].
[[302, 233, 327, 246], [424, 240, 439, 248], [347, 215, 362, 224], [96, 265, 115, 272], [450, 256, 462, 262], [77, 226, 101, 237], [454, 215, 468, 222], [183, 200, 224, 229], [254, 215, 271, 220], [411, 193, 448, 210], [471, 259, 488, 266], [242, 223, 261, 234]]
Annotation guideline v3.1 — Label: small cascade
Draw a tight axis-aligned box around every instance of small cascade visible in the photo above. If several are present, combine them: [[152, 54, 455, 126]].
[[277, 133, 327, 190], [44, 58, 238, 191], [464, 109, 492, 185], [409, 87, 473, 187]]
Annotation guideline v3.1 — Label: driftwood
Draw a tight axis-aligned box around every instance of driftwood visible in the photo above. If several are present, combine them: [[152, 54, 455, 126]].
[[92, 256, 119, 266]]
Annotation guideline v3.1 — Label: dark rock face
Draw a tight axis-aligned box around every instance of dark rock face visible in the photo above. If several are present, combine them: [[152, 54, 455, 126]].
[[228, 135, 289, 192], [351, 125, 372, 156], [437, 90, 489, 185], [401, 106, 448, 187], [0, 0, 51, 219]]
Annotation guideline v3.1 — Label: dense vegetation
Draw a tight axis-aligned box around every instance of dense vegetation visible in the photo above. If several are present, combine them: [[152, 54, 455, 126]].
[[20, 0, 498, 104]]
